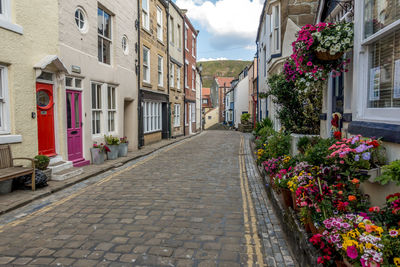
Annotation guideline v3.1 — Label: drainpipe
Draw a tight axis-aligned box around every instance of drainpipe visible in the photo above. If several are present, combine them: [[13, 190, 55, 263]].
[[183, 19, 186, 136], [137, 0, 143, 149], [256, 41, 260, 122], [167, 1, 171, 138]]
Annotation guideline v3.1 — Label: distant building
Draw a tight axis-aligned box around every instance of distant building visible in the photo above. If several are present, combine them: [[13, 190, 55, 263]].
[[210, 77, 234, 123], [233, 69, 249, 128], [248, 58, 258, 126]]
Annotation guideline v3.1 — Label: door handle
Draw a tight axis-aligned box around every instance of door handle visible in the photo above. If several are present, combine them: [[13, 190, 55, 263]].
[[71, 131, 78, 135]]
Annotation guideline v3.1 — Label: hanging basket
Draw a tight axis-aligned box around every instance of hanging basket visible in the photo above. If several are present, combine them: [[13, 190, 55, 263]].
[[315, 51, 344, 61]]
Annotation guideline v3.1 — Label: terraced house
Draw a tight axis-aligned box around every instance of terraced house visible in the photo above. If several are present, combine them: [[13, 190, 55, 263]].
[[139, 0, 169, 146]]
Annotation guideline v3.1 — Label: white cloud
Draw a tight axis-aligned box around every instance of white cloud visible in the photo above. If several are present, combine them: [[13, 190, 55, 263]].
[[176, 0, 263, 49], [198, 57, 229, 62]]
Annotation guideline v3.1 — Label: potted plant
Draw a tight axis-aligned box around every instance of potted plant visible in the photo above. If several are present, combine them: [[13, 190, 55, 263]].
[[104, 135, 120, 160], [118, 136, 129, 157], [34, 155, 51, 180], [90, 142, 109, 165], [375, 160, 400, 185]]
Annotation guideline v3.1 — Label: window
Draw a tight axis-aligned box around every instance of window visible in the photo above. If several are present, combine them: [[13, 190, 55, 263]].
[[192, 37, 194, 56], [170, 17, 175, 44], [192, 35, 196, 57], [270, 4, 280, 53], [192, 67, 195, 90], [107, 86, 116, 132], [122, 35, 128, 55], [142, 0, 149, 30], [75, 7, 87, 33], [185, 62, 188, 88], [98, 7, 112, 64], [0, 66, 9, 133], [191, 103, 196, 123], [91, 83, 102, 135], [174, 104, 180, 127], [263, 47, 267, 76], [177, 24, 182, 49], [177, 66, 181, 90], [158, 56, 163, 87], [156, 7, 163, 41], [185, 25, 188, 50], [202, 99, 208, 104], [170, 63, 174, 88], [143, 46, 150, 83], [0, 0, 9, 21], [367, 28, 400, 108], [143, 101, 162, 133], [66, 77, 83, 90], [364, 0, 400, 38]]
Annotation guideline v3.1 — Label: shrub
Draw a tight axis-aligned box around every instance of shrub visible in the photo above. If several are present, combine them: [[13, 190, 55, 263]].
[[241, 113, 250, 123], [302, 137, 335, 166], [265, 131, 291, 159], [34, 155, 50, 170], [254, 117, 273, 136], [297, 136, 311, 154]]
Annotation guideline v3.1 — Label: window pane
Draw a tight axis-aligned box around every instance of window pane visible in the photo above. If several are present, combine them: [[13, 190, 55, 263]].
[[364, 0, 400, 38], [103, 39, 111, 64], [92, 112, 96, 134], [0, 69, 3, 98], [67, 93, 72, 129], [107, 87, 111, 109], [97, 85, 102, 108], [92, 84, 96, 108], [66, 77, 73, 87], [104, 11, 111, 38], [74, 94, 80, 128], [96, 112, 100, 134], [368, 29, 400, 108], [98, 37, 103, 62], [142, 0, 148, 11], [98, 8, 104, 35], [75, 79, 82, 88]]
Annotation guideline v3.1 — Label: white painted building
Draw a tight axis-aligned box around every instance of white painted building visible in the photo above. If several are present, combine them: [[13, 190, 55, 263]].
[[233, 71, 249, 128]]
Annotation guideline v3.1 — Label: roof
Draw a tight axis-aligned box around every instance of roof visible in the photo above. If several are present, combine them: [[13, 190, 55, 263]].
[[215, 77, 235, 88], [202, 88, 210, 96]]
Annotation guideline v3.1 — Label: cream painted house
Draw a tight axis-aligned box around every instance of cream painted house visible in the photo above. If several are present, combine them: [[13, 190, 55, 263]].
[[195, 67, 202, 131], [0, 0, 61, 160], [168, 1, 185, 138], [58, 0, 138, 167]]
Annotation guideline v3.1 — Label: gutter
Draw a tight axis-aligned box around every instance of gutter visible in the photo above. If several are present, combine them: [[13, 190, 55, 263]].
[[167, 1, 171, 138], [137, 0, 143, 148], [256, 42, 260, 122], [183, 20, 186, 136]]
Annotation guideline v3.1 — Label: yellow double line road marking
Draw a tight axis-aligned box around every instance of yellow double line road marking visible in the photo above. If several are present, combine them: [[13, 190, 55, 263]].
[[0, 138, 192, 233], [239, 136, 265, 266]]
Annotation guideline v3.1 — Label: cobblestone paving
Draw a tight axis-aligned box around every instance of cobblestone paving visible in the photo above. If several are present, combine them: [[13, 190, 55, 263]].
[[0, 131, 294, 266]]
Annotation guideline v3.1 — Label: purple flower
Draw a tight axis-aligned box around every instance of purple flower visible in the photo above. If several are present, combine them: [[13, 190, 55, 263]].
[[362, 152, 371, 161], [355, 154, 360, 161], [355, 144, 368, 153]]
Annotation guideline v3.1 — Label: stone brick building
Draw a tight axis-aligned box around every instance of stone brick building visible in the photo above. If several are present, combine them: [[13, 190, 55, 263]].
[[139, 0, 169, 146], [210, 77, 234, 123]]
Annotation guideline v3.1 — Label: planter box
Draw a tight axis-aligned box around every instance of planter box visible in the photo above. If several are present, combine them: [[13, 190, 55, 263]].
[[290, 133, 319, 156], [118, 143, 129, 157], [90, 148, 105, 165], [359, 167, 381, 183], [107, 145, 119, 160]]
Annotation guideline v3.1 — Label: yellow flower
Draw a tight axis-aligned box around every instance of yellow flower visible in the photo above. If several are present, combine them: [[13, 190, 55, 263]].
[[394, 257, 400, 267], [358, 222, 365, 229]]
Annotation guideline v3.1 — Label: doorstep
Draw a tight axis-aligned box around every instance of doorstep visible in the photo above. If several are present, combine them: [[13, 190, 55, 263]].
[[0, 132, 201, 215]]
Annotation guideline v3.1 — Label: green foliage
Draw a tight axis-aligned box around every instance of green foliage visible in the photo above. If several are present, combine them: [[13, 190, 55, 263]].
[[254, 117, 273, 134], [301, 137, 335, 166], [198, 60, 251, 88], [297, 136, 311, 154], [267, 73, 322, 134], [241, 113, 250, 123], [104, 135, 120, 145], [265, 131, 291, 159], [375, 160, 400, 185], [34, 155, 50, 170]]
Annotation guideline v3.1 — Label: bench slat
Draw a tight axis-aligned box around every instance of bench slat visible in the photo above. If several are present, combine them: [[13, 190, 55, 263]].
[[0, 167, 34, 181]]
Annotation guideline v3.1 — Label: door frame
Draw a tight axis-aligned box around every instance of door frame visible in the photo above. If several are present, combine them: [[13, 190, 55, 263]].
[[188, 103, 192, 134], [66, 89, 84, 162]]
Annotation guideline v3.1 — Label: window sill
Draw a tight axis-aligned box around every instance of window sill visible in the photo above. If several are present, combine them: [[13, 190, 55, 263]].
[[142, 81, 152, 88], [157, 39, 165, 46], [141, 27, 151, 36], [144, 130, 162, 135], [0, 19, 23, 35], [0, 134, 23, 144], [157, 86, 165, 91], [348, 121, 400, 144]]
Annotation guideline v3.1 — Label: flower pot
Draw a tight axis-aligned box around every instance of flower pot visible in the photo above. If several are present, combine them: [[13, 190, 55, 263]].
[[90, 148, 105, 165], [107, 145, 119, 160], [315, 51, 344, 61], [291, 191, 299, 212], [0, 180, 12, 194], [118, 143, 129, 157], [281, 188, 293, 209], [359, 167, 381, 183]]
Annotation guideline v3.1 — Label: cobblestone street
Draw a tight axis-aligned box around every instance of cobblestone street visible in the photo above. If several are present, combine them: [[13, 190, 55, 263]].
[[0, 131, 294, 266]]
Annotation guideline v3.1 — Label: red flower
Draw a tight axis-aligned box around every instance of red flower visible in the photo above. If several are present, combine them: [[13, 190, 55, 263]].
[[368, 140, 380, 148], [104, 145, 111, 152], [333, 131, 342, 140], [369, 206, 380, 212]]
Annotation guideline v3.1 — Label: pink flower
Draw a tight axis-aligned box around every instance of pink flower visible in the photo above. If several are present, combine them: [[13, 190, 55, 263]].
[[307, 61, 312, 66], [339, 160, 344, 164], [346, 246, 358, 259]]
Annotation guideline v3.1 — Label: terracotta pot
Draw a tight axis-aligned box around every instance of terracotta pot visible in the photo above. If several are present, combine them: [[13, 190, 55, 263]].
[[304, 221, 311, 233], [315, 51, 344, 61], [281, 188, 293, 209], [309, 221, 319, 234], [291, 191, 299, 212], [335, 259, 352, 267]]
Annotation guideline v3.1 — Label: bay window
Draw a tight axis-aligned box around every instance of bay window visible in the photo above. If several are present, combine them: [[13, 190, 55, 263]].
[[143, 101, 162, 133], [174, 104, 180, 127], [91, 82, 118, 135]]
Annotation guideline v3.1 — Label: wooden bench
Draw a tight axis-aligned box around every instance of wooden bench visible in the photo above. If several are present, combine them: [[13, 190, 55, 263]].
[[0, 144, 36, 191]]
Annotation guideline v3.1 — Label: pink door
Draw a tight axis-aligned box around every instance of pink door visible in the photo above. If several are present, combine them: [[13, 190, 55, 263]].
[[66, 90, 83, 163]]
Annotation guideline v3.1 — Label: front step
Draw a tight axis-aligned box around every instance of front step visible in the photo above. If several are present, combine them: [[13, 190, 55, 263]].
[[52, 167, 83, 181], [48, 161, 73, 174]]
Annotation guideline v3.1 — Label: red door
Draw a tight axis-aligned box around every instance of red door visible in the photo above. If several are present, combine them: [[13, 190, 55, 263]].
[[66, 90, 83, 162], [36, 83, 56, 156]]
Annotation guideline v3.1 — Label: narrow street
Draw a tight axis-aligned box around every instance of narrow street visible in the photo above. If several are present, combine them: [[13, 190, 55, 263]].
[[0, 131, 293, 267]]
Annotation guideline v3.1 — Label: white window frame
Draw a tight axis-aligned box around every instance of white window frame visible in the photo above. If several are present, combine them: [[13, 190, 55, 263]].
[[144, 101, 162, 133], [0, 0, 22, 34], [177, 24, 182, 49], [192, 34, 195, 57], [170, 63, 175, 88], [143, 46, 150, 83], [170, 17, 175, 45], [191, 103, 196, 123], [192, 66, 196, 91], [185, 61, 189, 89], [158, 55, 163, 87], [270, 3, 281, 54], [142, 0, 149, 31], [177, 66, 181, 90], [174, 104, 180, 127], [98, 7, 112, 65], [122, 35, 129, 55], [75, 7, 88, 33], [107, 86, 117, 133], [156, 6, 163, 42], [91, 82, 103, 135], [0, 66, 10, 134], [353, 1, 400, 123], [185, 24, 189, 51]]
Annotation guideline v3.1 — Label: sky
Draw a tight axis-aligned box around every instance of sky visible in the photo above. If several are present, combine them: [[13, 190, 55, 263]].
[[173, 0, 264, 62]]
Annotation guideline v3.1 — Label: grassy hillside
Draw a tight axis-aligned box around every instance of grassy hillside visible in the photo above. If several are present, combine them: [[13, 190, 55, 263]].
[[198, 60, 251, 88]]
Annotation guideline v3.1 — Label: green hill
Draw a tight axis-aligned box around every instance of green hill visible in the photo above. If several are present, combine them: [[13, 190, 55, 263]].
[[197, 60, 252, 88]]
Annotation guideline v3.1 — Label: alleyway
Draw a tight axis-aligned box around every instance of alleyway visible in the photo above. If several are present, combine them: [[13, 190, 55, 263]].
[[0, 131, 294, 266]]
